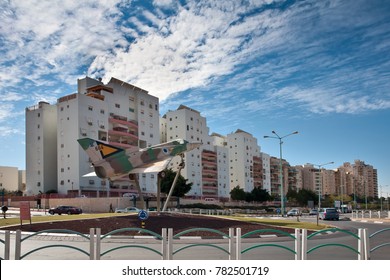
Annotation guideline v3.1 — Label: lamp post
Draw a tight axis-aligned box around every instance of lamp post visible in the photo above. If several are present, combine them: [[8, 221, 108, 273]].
[[264, 130, 298, 216], [380, 185, 383, 212], [309, 161, 334, 225]]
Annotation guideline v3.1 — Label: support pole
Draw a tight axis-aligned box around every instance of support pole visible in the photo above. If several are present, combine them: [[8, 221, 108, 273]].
[[131, 174, 146, 210], [157, 174, 162, 214], [162, 155, 184, 212]]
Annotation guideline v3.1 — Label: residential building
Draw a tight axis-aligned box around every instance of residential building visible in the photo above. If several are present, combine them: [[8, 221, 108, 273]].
[[27, 76, 159, 196], [269, 156, 290, 198], [227, 129, 261, 193], [25, 101, 57, 195], [162, 105, 210, 198], [210, 133, 230, 198], [0, 166, 19, 192], [261, 152, 271, 194]]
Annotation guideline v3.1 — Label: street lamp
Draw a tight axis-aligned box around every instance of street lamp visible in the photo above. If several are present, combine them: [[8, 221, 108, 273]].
[[309, 161, 334, 225], [264, 130, 298, 216]]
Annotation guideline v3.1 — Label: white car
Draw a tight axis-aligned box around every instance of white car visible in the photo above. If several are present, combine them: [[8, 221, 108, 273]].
[[287, 209, 301, 216], [114, 207, 140, 213]]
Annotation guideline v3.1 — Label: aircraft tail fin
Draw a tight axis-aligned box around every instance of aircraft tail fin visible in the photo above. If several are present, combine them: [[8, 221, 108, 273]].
[[77, 138, 124, 163]]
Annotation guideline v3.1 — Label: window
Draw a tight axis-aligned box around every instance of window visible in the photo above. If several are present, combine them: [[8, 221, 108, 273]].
[[88, 106, 93, 111], [115, 103, 120, 108], [100, 109, 105, 114]]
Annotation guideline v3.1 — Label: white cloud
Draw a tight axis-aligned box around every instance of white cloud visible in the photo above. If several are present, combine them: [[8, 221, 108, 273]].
[[88, 0, 287, 100], [0, 0, 126, 88]]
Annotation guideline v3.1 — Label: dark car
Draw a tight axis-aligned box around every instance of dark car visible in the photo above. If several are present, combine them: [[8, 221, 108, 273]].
[[319, 208, 339, 220], [48, 206, 82, 215]]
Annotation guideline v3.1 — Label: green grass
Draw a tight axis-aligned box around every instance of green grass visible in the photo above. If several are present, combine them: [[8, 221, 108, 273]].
[[225, 216, 331, 231]]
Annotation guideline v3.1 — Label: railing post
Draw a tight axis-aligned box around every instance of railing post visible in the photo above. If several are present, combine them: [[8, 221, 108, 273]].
[[3, 230, 10, 260], [167, 228, 173, 260], [95, 228, 101, 260], [161, 228, 167, 260], [236, 228, 241, 260], [362, 228, 369, 260], [301, 229, 307, 260], [358, 228, 364, 260], [15, 230, 21, 260], [89, 228, 95, 260], [228, 228, 235, 260], [295, 228, 301, 260]]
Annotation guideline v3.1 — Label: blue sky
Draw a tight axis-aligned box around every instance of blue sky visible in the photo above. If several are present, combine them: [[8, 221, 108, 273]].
[[1, 0, 389, 195]]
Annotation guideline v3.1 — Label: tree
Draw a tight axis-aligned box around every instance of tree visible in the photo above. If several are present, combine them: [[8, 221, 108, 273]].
[[296, 189, 318, 206], [160, 169, 192, 197], [230, 186, 246, 201], [251, 187, 271, 202]]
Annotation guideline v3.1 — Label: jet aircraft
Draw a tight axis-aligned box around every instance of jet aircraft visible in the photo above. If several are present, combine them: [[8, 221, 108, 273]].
[[77, 138, 202, 181]]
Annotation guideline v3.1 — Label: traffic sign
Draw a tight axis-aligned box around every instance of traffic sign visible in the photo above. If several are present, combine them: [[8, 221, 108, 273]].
[[138, 209, 149, 221]]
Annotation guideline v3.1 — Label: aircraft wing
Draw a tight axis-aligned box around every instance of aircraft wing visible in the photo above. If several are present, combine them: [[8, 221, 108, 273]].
[[82, 171, 98, 177], [129, 159, 172, 174]]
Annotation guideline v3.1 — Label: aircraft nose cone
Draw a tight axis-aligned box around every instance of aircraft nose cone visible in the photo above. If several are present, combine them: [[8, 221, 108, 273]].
[[186, 142, 202, 151]]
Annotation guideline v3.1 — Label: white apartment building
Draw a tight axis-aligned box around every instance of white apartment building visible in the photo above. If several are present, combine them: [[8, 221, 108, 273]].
[[227, 129, 261, 193], [26, 77, 159, 196], [162, 105, 209, 198], [26, 101, 58, 195], [210, 133, 230, 198]]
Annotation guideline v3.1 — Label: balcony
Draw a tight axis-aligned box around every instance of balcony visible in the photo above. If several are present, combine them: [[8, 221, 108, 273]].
[[109, 116, 138, 129], [109, 128, 139, 140]]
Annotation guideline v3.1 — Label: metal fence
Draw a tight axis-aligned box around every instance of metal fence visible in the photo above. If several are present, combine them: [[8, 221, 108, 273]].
[[0, 227, 389, 260]]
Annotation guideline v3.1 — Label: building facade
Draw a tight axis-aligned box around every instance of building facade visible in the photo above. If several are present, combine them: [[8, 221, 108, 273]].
[[26, 101, 58, 195], [227, 129, 261, 193], [26, 77, 160, 196], [24, 77, 379, 201]]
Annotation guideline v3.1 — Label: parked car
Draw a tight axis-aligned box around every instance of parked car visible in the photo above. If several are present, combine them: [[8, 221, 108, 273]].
[[287, 209, 301, 216], [48, 206, 82, 215], [319, 208, 339, 220], [115, 206, 140, 213], [309, 209, 318, 215]]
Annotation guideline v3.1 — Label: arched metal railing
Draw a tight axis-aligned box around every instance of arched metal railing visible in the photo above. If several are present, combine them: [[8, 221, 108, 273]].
[[14, 228, 94, 260], [302, 228, 365, 260], [168, 228, 234, 260], [96, 227, 166, 260], [236, 228, 301, 260], [366, 228, 390, 260]]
